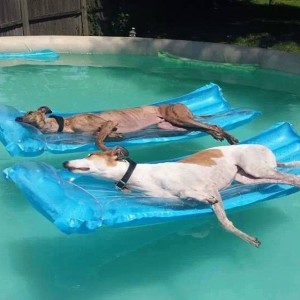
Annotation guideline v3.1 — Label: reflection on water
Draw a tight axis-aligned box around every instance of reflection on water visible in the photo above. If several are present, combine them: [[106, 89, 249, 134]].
[[0, 54, 300, 300]]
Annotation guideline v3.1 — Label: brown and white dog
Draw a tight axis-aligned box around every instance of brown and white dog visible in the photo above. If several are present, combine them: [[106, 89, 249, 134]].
[[63, 145, 300, 247], [15, 104, 238, 151]]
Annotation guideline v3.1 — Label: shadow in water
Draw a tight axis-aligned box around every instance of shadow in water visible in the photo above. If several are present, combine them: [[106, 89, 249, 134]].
[[9, 204, 289, 300]]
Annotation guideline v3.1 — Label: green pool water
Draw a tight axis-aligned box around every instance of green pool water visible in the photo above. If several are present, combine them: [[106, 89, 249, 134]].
[[0, 53, 300, 300]]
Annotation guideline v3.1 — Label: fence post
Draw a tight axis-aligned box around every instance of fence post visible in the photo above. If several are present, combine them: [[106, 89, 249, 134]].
[[20, 0, 30, 35], [80, 0, 89, 35]]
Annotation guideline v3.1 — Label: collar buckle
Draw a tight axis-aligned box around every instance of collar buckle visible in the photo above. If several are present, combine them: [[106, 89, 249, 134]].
[[115, 179, 127, 190]]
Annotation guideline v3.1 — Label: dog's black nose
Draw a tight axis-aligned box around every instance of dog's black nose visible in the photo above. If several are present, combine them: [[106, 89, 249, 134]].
[[15, 116, 22, 122]]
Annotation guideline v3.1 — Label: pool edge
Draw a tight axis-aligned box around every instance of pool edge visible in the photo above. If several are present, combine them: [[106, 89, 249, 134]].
[[0, 35, 299, 75]]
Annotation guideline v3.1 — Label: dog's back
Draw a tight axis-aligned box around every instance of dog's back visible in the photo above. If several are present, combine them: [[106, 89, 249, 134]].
[[180, 144, 276, 168]]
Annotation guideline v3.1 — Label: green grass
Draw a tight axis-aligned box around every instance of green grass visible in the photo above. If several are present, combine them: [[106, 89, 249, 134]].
[[272, 41, 300, 52], [193, 1, 300, 54], [251, 0, 300, 7], [224, 1, 300, 53], [235, 34, 300, 53]]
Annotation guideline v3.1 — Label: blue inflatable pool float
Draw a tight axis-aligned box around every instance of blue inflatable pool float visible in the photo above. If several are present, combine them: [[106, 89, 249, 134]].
[[3, 122, 300, 234], [0, 49, 59, 61], [0, 83, 259, 157]]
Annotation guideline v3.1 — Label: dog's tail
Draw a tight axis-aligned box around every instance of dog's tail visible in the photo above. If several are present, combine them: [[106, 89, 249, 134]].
[[277, 161, 300, 168]]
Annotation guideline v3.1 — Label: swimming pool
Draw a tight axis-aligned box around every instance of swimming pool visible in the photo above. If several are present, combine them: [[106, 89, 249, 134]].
[[0, 53, 300, 300]]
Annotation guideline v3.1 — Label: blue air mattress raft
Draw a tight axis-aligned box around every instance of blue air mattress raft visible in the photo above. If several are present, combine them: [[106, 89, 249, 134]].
[[0, 83, 259, 157], [3, 122, 300, 234], [0, 49, 59, 62]]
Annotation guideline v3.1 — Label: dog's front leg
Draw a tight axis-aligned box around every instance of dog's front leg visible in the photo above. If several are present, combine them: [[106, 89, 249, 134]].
[[95, 120, 118, 151], [210, 193, 261, 247]]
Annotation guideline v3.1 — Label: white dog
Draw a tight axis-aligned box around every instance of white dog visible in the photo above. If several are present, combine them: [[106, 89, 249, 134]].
[[63, 145, 300, 247]]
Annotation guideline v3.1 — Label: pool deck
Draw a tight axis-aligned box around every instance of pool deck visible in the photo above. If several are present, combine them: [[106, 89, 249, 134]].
[[0, 36, 299, 74]]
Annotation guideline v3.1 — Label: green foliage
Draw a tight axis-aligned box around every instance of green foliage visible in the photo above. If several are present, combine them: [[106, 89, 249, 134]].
[[86, 0, 300, 54], [233, 33, 300, 53], [250, 0, 300, 7], [111, 12, 130, 36], [86, 0, 104, 36], [272, 41, 300, 52]]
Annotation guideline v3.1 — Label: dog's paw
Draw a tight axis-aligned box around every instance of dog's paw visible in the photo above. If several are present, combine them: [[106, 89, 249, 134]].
[[254, 238, 261, 248], [226, 135, 239, 145], [248, 237, 261, 248]]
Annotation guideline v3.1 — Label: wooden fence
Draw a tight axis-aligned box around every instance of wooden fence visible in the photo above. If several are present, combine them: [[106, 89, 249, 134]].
[[0, 0, 89, 36]]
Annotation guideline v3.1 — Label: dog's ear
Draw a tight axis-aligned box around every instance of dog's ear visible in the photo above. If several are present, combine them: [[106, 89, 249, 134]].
[[37, 106, 52, 114], [112, 146, 129, 160]]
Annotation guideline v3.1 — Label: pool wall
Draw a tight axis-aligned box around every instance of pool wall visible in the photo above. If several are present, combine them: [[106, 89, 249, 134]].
[[0, 36, 299, 74]]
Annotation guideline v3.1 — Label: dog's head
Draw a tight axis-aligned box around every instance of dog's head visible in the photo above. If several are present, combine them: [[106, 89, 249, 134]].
[[63, 147, 129, 176], [15, 106, 52, 128]]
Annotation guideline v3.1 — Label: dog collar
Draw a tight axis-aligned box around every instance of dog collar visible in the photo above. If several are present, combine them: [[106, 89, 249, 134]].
[[115, 158, 137, 190], [49, 115, 64, 132]]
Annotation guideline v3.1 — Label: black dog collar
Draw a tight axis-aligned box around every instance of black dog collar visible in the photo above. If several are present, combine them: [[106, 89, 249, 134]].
[[115, 158, 137, 190], [49, 115, 64, 132]]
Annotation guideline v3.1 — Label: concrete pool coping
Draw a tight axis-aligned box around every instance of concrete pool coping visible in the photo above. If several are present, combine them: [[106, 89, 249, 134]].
[[0, 35, 299, 75]]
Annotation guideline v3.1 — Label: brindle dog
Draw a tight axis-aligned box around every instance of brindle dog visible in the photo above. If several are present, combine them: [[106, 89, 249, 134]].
[[15, 104, 238, 151]]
